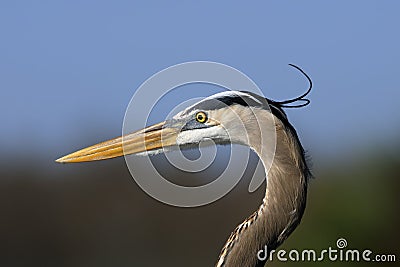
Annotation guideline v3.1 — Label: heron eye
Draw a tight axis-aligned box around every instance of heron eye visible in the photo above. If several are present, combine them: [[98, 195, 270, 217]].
[[195, 111, 207, 123]]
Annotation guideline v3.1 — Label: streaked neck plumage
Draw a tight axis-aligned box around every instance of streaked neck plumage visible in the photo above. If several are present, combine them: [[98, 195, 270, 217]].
[[216, 107, 310, 267]]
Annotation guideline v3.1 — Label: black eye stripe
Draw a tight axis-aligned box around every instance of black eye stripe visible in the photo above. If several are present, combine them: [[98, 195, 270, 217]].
[[183, 92, 267, 116]]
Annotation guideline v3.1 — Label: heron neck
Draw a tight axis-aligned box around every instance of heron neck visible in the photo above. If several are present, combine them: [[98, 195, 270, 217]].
[[216, 123, 309, 267], [257, 126, 308, 249]]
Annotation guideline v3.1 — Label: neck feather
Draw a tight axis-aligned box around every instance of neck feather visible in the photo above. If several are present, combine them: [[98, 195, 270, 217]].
[[216, 119, 310, 267]]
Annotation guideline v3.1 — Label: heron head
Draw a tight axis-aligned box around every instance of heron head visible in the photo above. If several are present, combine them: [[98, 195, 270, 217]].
[[56, 64, 312, 163]]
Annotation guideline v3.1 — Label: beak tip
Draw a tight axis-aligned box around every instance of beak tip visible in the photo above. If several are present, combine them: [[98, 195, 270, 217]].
[[55, 156, 68, 163]]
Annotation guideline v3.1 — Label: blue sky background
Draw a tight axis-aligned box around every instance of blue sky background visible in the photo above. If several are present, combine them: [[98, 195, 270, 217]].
[[1, 1, 399, 164]]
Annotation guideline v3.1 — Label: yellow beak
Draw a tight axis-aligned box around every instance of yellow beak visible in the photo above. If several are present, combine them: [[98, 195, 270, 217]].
[[56, 121, 179, 163]]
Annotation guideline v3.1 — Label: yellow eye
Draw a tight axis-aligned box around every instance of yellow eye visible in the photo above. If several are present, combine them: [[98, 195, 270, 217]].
[[195, 111, 207, 123]]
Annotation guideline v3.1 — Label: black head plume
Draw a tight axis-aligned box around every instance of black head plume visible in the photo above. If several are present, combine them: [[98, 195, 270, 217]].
[[274, 64, 313, 108]]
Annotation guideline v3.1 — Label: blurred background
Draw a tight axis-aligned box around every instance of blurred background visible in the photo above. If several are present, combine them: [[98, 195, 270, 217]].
[[0, 1, 399, 266]]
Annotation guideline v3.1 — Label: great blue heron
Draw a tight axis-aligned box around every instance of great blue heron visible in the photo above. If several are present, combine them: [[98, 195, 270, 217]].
[[56, 64, 312, 267]]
